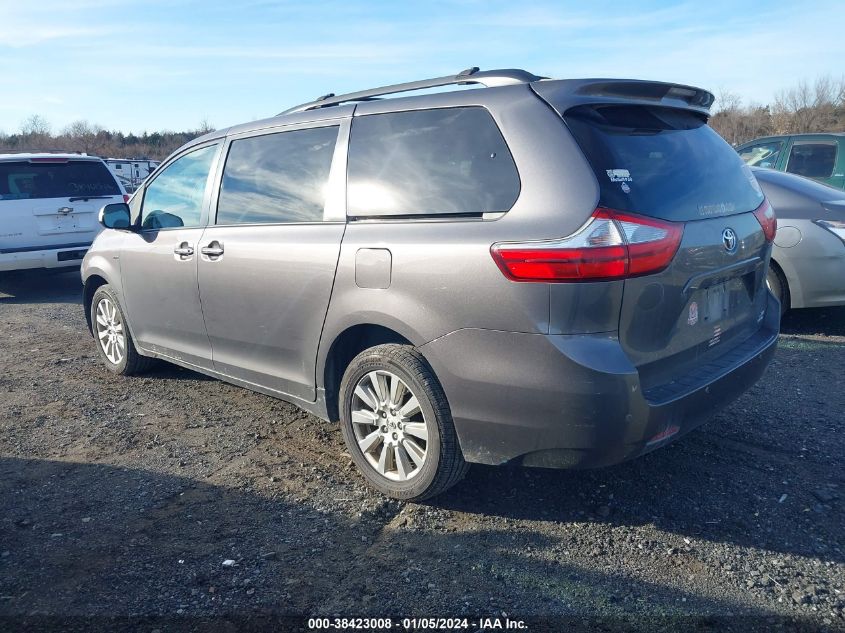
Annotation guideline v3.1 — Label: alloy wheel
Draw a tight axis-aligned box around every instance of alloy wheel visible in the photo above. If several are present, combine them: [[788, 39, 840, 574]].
[[95, 297, 125, 365], [350, 370, 429, 481]]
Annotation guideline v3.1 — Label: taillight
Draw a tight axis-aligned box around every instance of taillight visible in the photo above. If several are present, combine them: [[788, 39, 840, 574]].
[[123, 194, 130, 203], [491, 208, 684, 282], [752, 198, 776, 242]]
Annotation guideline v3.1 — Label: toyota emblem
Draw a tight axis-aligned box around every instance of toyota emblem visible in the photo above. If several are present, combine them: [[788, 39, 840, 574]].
[[722, 227, 738, 253]]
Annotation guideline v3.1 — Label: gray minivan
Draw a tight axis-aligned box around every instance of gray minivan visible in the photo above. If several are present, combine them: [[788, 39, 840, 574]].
[[82, 68, 779, 500]]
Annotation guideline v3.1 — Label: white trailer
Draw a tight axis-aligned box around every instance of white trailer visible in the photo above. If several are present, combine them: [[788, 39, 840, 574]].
[[103, 158, 160, 192]]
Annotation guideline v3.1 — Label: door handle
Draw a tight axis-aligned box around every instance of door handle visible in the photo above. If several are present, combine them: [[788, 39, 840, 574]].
[[201, 241, 224, 258], [173, 243, 194, 257]]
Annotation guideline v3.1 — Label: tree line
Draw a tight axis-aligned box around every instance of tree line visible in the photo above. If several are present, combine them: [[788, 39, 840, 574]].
[[0, 117, 214, 161], [2, 75, 844, 159], [709, 75, 845, 146]]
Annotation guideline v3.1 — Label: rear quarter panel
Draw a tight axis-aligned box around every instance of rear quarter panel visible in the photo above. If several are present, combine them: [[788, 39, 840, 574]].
[[774, 219, 845, 308], [317, 85, 601, 385]]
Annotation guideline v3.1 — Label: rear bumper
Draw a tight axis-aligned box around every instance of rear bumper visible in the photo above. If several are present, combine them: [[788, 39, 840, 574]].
[[0, 244, 91, 272], [419, 293, 779, 468]]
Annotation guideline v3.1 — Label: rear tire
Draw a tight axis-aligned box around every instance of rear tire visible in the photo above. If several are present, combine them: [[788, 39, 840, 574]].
[[90, 285, 154, 376], [766, 261, 789, 315], [339, 344, 468, 501]]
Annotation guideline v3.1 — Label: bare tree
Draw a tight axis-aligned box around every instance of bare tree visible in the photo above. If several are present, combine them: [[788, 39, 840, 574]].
[[1, 115, 206, 159], [62, 120, 104, 154], [711, 89, 745, 145], [196, 117, 215, 135], [710, 90, 773, 145], [15, 115, 53, 151], [20, 114, 51, 137], [772, 75, 842, 134], [714, 88, 742, 115], [743, 104, 774, 139], [5, 75, 838, 160], [709, 75, 845, 145]]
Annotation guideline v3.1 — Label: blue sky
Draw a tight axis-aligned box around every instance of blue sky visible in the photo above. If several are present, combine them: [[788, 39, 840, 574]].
[[1, 0, 842, 134]]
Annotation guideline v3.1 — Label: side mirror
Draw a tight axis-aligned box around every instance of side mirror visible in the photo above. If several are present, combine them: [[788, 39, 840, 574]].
[[99, 203, 132, 230], [142, 210, 184, 229]]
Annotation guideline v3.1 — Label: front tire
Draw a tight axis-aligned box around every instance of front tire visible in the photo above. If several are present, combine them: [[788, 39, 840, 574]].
[[90, 285, 153, 375], [766, 262, 789, 315], [339, 344, 468, 501]]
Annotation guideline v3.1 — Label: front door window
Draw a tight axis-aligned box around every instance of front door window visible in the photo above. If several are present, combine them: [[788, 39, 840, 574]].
[[140, 145, 217, 229]]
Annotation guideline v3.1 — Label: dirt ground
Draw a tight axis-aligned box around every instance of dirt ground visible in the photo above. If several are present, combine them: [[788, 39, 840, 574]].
[[0, 270, 843, 632]]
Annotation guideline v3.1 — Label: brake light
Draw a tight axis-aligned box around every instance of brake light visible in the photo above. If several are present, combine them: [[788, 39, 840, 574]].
[[646, 425, 680, 446], [28, 157, 69, 163], [123, 194, 130, 203], [752, 199, 776, 242], [491, 208, 684, 282]]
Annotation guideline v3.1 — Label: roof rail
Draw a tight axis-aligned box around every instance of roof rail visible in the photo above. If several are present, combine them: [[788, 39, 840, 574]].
[[0, 148, 90, 155], [279, 66, 545, 115]]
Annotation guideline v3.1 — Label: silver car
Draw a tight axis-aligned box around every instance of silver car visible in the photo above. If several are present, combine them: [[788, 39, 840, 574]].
[[752, 167, 845, 311], [82, 68, 779, 500]]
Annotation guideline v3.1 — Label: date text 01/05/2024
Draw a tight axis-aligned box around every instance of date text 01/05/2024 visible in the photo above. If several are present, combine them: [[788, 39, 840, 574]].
[[307, 617, 529, 630]]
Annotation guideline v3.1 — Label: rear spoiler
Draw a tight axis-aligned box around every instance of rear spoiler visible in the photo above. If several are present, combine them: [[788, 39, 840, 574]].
[[532, 78, 715, 118]]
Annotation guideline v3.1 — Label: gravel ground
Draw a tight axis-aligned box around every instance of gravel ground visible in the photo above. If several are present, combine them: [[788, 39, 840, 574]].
[[0, 270, 843, 632]]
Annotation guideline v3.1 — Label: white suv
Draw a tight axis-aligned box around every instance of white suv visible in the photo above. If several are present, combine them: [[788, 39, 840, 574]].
[[0, 153, 126, 272]]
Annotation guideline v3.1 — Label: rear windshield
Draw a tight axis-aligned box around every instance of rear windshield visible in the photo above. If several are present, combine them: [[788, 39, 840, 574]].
[[564, 105, 764, 221], [0, 160, 120, 200]]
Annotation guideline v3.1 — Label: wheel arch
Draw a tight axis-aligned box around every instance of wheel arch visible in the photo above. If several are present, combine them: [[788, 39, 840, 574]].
[[321, 323, 415, 422], [83, 274, 110, 334], [768, 256, 793, 309]]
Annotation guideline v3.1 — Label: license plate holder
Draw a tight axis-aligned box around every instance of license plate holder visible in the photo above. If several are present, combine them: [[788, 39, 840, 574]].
[[704, 282, 729, 322], [57, 249, 87, 262]]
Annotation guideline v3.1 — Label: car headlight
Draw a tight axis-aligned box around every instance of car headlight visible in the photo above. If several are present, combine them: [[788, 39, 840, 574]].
[[814, 219, 845, 244]]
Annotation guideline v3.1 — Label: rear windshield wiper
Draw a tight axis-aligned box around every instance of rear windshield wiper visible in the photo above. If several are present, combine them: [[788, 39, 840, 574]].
[[68, 195, 114, 202]]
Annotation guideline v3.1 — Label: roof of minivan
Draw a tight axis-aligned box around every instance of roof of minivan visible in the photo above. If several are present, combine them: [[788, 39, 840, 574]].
[[0, 153, 102, 162], [175, 72, 715, 162], [185, 102, 360, 150]]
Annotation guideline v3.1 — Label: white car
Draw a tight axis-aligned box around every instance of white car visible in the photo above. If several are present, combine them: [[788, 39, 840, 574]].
[[0, 153, 126, 272]]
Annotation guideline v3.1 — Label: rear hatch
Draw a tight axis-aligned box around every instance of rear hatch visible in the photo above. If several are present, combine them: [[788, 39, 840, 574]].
[[0, 157, 123, 256], [534, 83, 773, 394]]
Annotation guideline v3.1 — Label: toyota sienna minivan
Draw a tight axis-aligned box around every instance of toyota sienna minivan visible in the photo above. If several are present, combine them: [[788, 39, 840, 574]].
[[82, 68, 779, 500]]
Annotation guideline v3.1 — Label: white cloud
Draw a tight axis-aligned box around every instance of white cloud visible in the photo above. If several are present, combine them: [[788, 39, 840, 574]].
[[519, 1, 845, 105], [472, 2, 699, 30], [0, 24, 117, 47], [136, 43, 415, 61], [2, 0, 843, 131], [0, 1, 120, 47]]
